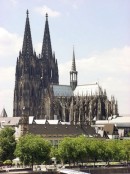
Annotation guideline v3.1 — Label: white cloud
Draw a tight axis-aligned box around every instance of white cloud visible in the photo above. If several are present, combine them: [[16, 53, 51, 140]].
[[0, 66, 15, 83], [59, 46, 130, 115], [59, 0, 85, 9], [59, 46, 130, 84], [0, 89, 13, 117], [9, 0, 18, 6], [34, 42, 42, 55], [0, 27, 20, 116], [59, 61, 71, 85], [35, 5, 61, 17], [0, 27, 22, 57], [0, 66, 15, 117], [75, 46, 130, 75]]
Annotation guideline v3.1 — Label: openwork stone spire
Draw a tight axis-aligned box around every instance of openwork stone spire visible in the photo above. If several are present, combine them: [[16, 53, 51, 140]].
[[71, 47, 76, 71], [70, 47, 78, 90], [22, 10, 33, 56], [41, 13, 52, 59]]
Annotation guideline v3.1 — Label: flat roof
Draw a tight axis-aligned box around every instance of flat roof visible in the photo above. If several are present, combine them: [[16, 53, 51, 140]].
[[96, 116, 130, 127]]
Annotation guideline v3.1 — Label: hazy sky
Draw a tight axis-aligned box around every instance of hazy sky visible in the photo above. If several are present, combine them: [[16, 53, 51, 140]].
[[0, 0, 130, 116]]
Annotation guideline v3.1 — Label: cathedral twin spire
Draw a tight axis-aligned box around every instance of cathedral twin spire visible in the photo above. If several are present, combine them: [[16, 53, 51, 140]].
[[22, 10, 52, 60], [22, 10, 33, 56], [13, 10, 58, 117], [41, 13, 52, 59], [22, 9, 75, 86]]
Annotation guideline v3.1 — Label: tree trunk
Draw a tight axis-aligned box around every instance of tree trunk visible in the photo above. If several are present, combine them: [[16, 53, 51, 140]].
[[31, 155, 34, 170]]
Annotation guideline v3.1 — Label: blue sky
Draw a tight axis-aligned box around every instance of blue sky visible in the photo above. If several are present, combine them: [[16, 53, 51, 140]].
[[0, 0, 130, 116]]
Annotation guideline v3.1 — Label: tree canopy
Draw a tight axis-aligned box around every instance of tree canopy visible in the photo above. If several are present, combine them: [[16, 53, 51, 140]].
[[15, 134, 51, 168], [1, 127, 130, 166], [52, 136, 130, 165], [0, 127, 16, 162]]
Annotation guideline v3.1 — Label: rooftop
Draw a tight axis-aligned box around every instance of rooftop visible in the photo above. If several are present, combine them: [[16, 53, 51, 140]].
[[51, 85, 73, 97], [74, 83, 101, 96]]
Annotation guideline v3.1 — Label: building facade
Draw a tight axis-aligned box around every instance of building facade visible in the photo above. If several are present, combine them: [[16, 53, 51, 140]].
[[13, 11, 118, 123]]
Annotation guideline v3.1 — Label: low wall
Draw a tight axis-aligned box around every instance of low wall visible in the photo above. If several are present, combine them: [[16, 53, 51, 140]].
[[81, 166, 130, 174], [1, 167, 130, 174]]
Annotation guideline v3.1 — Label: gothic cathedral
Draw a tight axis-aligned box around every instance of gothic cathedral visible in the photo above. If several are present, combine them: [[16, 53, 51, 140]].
[[13, 11, 118, 124]]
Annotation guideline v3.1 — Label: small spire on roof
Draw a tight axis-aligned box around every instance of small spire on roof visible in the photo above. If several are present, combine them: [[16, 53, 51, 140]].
[[71, 46, 76, 71], [0, 108, 8, 117]]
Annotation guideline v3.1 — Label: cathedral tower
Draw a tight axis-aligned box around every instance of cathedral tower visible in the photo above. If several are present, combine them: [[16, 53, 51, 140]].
[[13, 11, 59, 118], [13, 10, 41, 117], [70, 48, 78, 90], [41, 13, 59, 88]]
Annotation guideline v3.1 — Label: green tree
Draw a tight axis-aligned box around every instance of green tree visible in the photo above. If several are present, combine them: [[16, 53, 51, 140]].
[[50, 146, 60, 161], [111, 140, 123, 162], [88, 139, 104, 165], [58, 137, 77, 165], [0, 127, 16, 161], [74, 136, 88, 164], [101, 140, 119, 165], [58, 136, 91, 165], [15, 134, 51, 168], [121, 140, 130, 163]]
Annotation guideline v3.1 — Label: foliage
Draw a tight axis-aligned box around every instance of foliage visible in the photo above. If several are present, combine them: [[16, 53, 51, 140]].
[[88, 139, 104, 165], [56, 136, 130, 165], [58, 136, 89, 164], [74, 136, 88, 164], [58, 137, 76, 164], [3, 159, 12, 165], [50, 146, 60, 162], [0, 127, 16, 161], [121, 140, 130, 163], [15, 134, 51, 168], [1, 127, 130, 166]]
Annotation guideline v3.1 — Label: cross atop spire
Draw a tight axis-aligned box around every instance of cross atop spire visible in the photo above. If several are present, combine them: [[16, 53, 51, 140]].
[[22, 10, 33, 56], [71, 46, 76, 71]]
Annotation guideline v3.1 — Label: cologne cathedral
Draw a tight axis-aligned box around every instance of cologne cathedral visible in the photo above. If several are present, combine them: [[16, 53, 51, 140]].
[[13, 10, 118, 124]]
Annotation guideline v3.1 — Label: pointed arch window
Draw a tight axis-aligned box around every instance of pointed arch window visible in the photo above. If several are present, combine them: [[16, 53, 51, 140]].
[[30, 66, 33, 76], [51, 69, 53, 79], [20, 86, 22, 98], [31, 87, 34, 97]]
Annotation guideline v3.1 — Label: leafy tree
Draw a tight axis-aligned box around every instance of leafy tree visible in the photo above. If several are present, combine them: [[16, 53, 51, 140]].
[[58, 136, 90, 165], [74, 136, 88, 164], [121, 140, 130, 163], [102, 140, 113, 164], [58, 137, 77, 165], [111, 140, 123, 162], [101, 140, 120, 164], [56, 136, 130, 166], [15, 134, 51, 168], [50, 146, 60, 163], [0, 127, 16, 161], [88, 139, 104, 165]]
